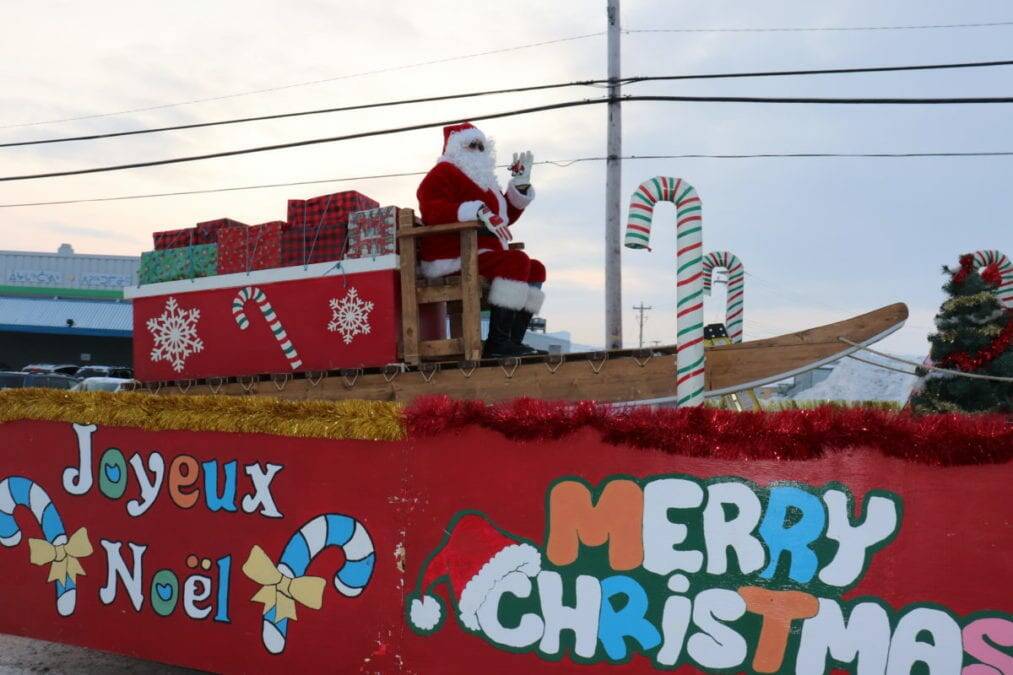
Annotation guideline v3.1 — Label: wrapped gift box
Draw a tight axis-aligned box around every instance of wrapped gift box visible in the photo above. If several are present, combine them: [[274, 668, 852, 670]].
[[217, 221, 284, 274], [196, 218, 246, 245], [347, 206, 398, 259], [152, 227, 196, 250], [283, 191, 379, 266], [128, 260, 400, 380], [138, 244, 218, 284]]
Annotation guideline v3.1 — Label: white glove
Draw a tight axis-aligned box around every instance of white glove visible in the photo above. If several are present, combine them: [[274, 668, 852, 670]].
[[477, 205, 512, 248], [509, 151, 534, 191]]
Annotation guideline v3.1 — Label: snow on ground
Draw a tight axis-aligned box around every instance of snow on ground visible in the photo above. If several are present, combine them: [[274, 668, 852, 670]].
[[789, 354, 925, 404]]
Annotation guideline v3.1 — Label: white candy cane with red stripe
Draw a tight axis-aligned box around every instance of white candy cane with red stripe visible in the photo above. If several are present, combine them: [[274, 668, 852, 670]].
[[970, 250, 1012, 309], [702, 251, 745, 343], [232, 286, 303, 370], [625, 177, 705, 407]]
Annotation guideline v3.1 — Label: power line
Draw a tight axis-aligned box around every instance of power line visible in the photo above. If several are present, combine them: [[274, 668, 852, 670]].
[[7, 95, 1013, 183], [633, 302, 652, 348], [625, 20, 1013, 33], [5, 151, 1013, 207], [7, 59, 1013, 148], [0, 32, 606, 131]]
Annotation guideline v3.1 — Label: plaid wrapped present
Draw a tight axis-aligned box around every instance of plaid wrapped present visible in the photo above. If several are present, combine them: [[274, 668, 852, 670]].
[[196, 218, 246, 245], [138, 244, 218, 285], [152, 227, 196, 250], [217, 222, 284, 274], [346, 206, 398, 259], [283, 191, 379, 266]]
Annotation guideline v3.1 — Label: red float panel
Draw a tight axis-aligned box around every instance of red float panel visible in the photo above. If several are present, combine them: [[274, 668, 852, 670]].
[[0, 420, 1010, 674], [127, 258, 400, 381]]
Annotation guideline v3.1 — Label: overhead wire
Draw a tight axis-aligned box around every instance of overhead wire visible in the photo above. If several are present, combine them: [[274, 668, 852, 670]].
[[0, 31, 606, 131], [5, 59, 1013, 148], [7, 94, 1013, 183], [6, 151, 1013, 207], [624, 20, 1013, 33]]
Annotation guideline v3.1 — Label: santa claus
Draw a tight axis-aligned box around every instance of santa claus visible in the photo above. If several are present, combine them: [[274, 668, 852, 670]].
[[416, 122, 545, 358]]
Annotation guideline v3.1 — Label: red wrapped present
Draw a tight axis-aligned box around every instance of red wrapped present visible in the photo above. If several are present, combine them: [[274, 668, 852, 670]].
[[152, 227, 196, 250], [217, 222, 283, 274], [196, 218, 246, 245], [347, 206, 398, 258], [283, 191, 379, 266]]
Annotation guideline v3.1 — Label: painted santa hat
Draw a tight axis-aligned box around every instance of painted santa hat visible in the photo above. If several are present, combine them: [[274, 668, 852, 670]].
[[442, 122, 486, 154], [407, 513, 541, 633]]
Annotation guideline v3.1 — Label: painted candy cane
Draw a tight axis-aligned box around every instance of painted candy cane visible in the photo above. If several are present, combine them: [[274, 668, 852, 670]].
[[970, 250, 1012, 309], [232, 286, 303, 370], [0, 477, 90, 617], [625, 176, 706, 406], [702, 251, 745, 343], [244, 514, 375, 654]]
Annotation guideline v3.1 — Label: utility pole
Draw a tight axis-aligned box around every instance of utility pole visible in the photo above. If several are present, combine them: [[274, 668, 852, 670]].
[[633, 302, 652, 348], [604, 0, 623, 350]]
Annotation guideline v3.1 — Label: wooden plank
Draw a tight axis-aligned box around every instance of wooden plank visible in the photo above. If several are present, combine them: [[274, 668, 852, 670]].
[[706, 303, 908, 391], [459, 228, 483, 361], [397, 221, 480, 238], [398, 208, 421, 366], [417, 282, 463, 305], [420, 338, 464, 358]]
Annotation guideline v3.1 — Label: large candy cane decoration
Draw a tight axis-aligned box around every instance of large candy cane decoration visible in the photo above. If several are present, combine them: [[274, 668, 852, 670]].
[[970, 250, 1012, 309], [245, 514, 375, 654], [232, 286, 303, 370], [702, 251, 745, 343], [625, 176, 706, 406], [0, 477, 90, 617]]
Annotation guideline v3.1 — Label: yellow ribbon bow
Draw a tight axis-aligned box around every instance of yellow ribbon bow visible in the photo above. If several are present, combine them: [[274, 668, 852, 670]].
[[242, 545, 325, 621], [28, 527, 92, 585]]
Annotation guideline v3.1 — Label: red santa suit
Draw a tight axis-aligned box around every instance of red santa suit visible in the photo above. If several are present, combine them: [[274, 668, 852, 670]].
[[416, 123, 545, 314]]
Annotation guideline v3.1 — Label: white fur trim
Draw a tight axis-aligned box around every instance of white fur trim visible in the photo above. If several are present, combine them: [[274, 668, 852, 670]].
[[506, 183, 535, 209], [420, 250, 496, 279], [457, 543, 541, 632], [487, 278, 530, 310], [456, 200, 485, 223], [524, 287, 545, 314], [410, 595, 443, 632]]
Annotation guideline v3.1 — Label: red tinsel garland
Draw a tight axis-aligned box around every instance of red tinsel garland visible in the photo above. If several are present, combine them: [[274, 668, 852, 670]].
[[939, 310, 1013, 372], [404, 396, 1013, 466]]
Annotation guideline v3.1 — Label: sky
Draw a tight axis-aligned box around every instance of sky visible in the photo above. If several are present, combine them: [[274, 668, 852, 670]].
[[1, 0, 1011, 355]]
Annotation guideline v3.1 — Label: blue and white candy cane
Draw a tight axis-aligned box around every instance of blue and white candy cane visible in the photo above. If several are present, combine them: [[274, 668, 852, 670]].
[[0, 476, 91, 617], [625, 177, 706, 406], [258, 514, 375, 654]]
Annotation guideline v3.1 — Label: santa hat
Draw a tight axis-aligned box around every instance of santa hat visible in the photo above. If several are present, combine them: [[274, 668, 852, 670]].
[[442, 122, 486, 155], [407, 513, 541, 633]]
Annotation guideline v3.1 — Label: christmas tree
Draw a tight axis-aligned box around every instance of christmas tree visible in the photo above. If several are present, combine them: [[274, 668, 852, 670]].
[[910, 254, 1012, 413]]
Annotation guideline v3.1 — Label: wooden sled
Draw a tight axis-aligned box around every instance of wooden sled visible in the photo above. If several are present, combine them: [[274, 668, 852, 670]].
[[147, 302, 908, 405]]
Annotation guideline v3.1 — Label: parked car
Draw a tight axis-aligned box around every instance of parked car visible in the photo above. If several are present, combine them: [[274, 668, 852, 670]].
[[74, 365, 133, 380], [72, 377, 137, 393], [0, 371, 26, 389], [22, 364, 80, 376]]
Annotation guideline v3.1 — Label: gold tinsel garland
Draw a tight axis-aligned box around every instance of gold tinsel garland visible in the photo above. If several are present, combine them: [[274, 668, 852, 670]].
[[941, 291, 999, 311], [0, 389, 405, 441]]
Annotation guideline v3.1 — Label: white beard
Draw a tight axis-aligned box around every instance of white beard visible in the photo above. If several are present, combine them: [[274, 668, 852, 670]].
[[441, 138, 501, 193]]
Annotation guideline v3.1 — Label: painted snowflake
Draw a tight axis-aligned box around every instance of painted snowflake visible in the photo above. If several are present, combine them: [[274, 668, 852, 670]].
[[327, 287, 374, 344], [146, 296, 204, 372]]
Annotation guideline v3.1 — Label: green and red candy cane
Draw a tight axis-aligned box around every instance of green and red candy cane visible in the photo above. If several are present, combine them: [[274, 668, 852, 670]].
[[625, 177, 706, 407], [702, 251, 745, 343]]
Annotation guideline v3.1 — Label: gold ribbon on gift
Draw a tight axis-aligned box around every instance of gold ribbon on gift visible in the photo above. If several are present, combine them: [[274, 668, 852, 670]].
[[28, 528, 93, 585], [242, 545, 325, 621]]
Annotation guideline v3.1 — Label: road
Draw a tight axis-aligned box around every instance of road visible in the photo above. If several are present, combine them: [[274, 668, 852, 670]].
[[0, 634, 202, 674]]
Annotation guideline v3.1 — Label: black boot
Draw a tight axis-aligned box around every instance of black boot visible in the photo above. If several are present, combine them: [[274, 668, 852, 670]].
[[483, 306, 534, 358], [511, 310, 547, 355]]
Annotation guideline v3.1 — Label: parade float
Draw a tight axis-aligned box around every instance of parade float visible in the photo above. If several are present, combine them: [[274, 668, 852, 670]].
[[1, 140, 1010, 672]]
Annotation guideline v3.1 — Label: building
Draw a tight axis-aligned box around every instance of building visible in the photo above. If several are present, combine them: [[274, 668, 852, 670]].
[[0, 245, 137, 370]]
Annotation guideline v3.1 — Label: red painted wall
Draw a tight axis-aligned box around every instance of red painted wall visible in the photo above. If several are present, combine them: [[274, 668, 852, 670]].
[[0, 421, 1009, 673]]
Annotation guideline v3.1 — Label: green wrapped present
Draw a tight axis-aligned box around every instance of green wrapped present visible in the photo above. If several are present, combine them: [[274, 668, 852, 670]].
[[139, 244, 218, 284]]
